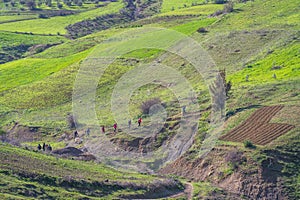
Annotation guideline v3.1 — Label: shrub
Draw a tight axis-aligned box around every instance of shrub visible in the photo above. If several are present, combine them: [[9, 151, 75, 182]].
[[26, 0, 36, 10], [215, 0, 228, 4], [225, 150, 246, 167], [244, 140, 255, 148], [66, 114, 76, 129], [219, 69, 232, 97], [0, 129, 6, 135], [38, 13, 48, 18], [140, 98, 161, 114], [210, 9, 223, 17], [10, 1, 16, 7], [223, 1, 234, 13], [197, 27, 208, 33]]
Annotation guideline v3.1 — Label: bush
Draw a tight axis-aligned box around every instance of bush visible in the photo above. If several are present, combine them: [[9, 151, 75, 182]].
[[210, 9, 223, 17], [140, 98, 161, 114], [197, 27, 208, 33], [223, 1, 234, 13], [244, 140, 255, 148], [26, 0, 36, 10], [0, 129, 6, 135], [215, 0, 228, 4], [66, 114, 76, 129], [38, 13, 48, 19]]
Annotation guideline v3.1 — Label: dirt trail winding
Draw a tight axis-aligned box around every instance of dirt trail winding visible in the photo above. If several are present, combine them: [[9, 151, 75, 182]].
[[167, 182, 193, 199]]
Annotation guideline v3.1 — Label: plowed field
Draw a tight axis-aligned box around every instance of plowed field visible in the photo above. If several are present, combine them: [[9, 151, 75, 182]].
[[221, 106, 295, 145]]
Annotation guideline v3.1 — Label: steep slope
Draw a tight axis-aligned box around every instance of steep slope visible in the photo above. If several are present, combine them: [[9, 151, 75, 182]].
[[0, 143, 183, 199], [0, 0, 299, 199]]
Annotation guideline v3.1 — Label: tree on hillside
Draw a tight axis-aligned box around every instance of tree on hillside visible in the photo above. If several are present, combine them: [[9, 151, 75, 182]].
[[219, 69, 232, 97], [223, 1, 234, 13], [215, 0, 228, 4], [26, 0, 36, 10], [57, 3, 63, 8], [45, 0, 52, 7], [120, 0, 138, 20], [67, 114, 76, 129]]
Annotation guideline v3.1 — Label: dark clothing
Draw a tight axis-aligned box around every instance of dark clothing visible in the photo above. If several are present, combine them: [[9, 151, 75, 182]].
[[37, 144, 42, 150], [74, 131, 79, 138], [47, 145, 52, 151], [128, 120, 131, 129], [138, 118, 142, 127], [86, 128, 90, 136], [113, 123, 117, 132], [42, 143, 46, 151]]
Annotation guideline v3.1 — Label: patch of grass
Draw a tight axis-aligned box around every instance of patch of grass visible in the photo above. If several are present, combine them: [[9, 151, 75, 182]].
[[0, 0, 102, 11], [0, 15, 37, 23], [0, 143, 162, 199], [33, 37, 97, 58], [158, 4, 223, 16], [243, 140, 256, 149], [0, 1, 123, 34], [211, 0, 300, 31], [0, 143, 154, 182], [228, 41, 300, 86], [0, 31, 65, 49], [172, 17, 217, 35], [122, 48, 163, 60], [0, 48, 91, 93], [161, 0, 206, 13], [192, 181, 222, 198]]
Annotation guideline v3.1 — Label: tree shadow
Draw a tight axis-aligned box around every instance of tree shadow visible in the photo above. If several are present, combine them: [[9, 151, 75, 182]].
[[226, 104, 261, 119]]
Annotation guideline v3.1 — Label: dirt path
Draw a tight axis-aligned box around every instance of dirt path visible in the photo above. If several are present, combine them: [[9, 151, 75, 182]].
[[166, 182, 193, 199]]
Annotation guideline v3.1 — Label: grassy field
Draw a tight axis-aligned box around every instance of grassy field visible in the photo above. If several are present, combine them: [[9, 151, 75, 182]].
[[210, 0, 300, 31], [161, 0, 206, 12], [0, 143, 183, 199], [0, 0, 104, 11], [0, 0, 298, 133], [172, 17, 217, 35], [228, 41, 300, 86], [0, 1, 123, 34], [0, 49, 91, 93], [0, 31, 65, 49], [0, 15, 37, 23], [0, 0, 299, 198], [158, 3, 223, 16]]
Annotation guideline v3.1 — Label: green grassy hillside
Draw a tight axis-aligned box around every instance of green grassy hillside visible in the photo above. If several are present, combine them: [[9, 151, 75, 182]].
[[0, 1, 123, 34], [0, 0, 299, 198], [0, 143, 183, 199]]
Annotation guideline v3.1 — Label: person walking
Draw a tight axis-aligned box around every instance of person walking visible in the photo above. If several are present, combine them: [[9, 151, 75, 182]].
[[182, 105, 186, 115], [47, 144, 52, 151], [102, 125, 105, 133], [113, 123, 117, 132], [37, 144, 42, 150], [138, 118, 142, 127], [74, 130, 79, 138], [128, 119, 131, 129], [42, 143, 46, 151], [86, 127, 90, 136]]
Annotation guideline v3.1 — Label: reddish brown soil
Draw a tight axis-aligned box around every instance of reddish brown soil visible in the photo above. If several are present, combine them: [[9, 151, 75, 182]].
[[221, 106, 295, 145], [160, 145, 288, 200]]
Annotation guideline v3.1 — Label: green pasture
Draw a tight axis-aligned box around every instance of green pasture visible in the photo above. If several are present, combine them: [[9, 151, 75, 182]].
[[0, 1, 123, 34]]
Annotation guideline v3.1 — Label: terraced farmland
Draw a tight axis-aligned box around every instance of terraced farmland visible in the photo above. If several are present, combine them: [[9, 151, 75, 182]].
[[221, 106, 295, 145]]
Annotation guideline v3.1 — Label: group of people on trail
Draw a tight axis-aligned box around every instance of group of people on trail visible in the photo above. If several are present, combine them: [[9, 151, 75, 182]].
[[71, 118, 143, 138], [104, 118, 143, 133], [37, 143, 52, 151]]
